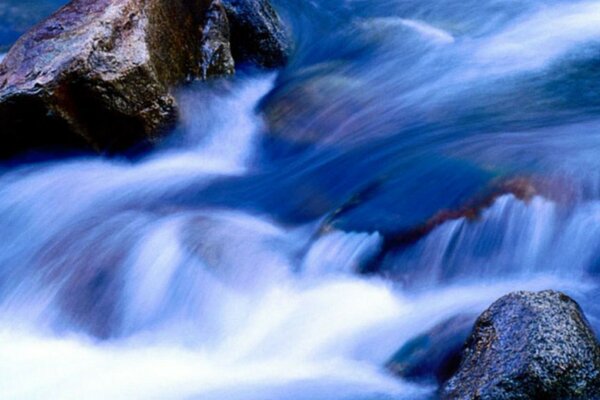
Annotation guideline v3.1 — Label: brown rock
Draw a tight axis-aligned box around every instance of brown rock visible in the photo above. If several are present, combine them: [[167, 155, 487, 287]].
[[222, 0, 291, 68], [0, 0, 234, 157], [200, 0, 235, 79]]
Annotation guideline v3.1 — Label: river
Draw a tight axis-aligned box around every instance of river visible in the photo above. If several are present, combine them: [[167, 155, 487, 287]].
[[1, 0, 600, 399]]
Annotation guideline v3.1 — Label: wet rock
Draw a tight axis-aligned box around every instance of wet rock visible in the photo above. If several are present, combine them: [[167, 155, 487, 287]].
[[318, 158, 507, 241], [387, 314, 475, 384], [441, 290, 600, 400], [222, 0, 292, 68], [381, 176, 539, 247], [181, 211, 294, 290], [201, 0, 235, 79], [38, 213, 149, 339], [323, 175, 544, 268], [0, 0, 234, 157]]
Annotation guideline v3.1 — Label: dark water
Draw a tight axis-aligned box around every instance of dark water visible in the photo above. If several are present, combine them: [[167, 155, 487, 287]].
[[1, 0, 600, 399]]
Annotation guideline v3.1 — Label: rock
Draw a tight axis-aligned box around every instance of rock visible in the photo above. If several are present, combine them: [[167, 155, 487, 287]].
[[222, 0, 291, 68], [0, 0, 294, 158], [0, 0, 235, 157], [200, 0, 235, 79], [260, 69, 370, 160], [381, 176, 539, 248], [320, 175, 552, 277], [180, 211, 294, 290], [318, 158, 505, 241], [387, 314, 475, 384], [257, 61, 409, 161], [441, 290, 600, 400]]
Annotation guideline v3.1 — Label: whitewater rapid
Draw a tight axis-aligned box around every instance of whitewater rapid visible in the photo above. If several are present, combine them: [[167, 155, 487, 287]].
[[0, 73, 592, 399], [2, 0, 600, 399]]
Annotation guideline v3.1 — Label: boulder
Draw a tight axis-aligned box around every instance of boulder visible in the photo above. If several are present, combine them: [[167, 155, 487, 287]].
[[222, 0, 291, 68], [323, 176, 538, 246], [0, 0, 234, 157], [0, 0, 68, 53], [0, 0, 291, 158], [441, 290, 600, 400]]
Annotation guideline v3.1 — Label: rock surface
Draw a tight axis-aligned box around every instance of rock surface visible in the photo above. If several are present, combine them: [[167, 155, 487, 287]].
[[0, 0, 291, 158], [222, 0, 291, 68], [200, 0, 235, 80], [0, 0, 234, 157], [441, 290, 600, 400]]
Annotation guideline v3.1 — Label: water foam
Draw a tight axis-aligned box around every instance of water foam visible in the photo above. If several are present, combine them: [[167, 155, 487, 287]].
[[473, 1, 600, 74]]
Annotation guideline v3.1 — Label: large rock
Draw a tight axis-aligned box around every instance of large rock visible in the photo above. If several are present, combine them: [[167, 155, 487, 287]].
[[0, 0, 234, 157], [222, 0, 291, 68], [441, 290, 600, 400], [0, 0, 291, 158]]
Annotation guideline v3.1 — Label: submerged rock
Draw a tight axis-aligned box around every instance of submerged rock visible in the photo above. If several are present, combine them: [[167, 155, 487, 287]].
[[387, 314, 475, 384], [441, 290, 600, 400], [325, 176, 537, 246], [222, 0, 291, 68], [260, 71, 369, 159]]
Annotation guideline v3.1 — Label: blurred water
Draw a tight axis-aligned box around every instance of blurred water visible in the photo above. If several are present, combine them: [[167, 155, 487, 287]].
[[2, 0, 600, 399]]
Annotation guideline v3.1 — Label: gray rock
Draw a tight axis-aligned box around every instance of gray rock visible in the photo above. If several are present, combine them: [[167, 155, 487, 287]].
[[223, 0, 291, 68], [441, 290, 600, 400], [201, 0, 236, 80]]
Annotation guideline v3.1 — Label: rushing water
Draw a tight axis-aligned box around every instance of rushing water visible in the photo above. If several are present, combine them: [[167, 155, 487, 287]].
[[2, 0, 600, 399]]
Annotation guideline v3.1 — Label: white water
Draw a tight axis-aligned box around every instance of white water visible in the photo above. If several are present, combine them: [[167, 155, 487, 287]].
[[1, 275, 580, 400], [473, 1, 600, 75], [377, 0, 600, 109], [389, 195, 600, 288], [3, 0, 600, 398], [0, 73, 591, 399]]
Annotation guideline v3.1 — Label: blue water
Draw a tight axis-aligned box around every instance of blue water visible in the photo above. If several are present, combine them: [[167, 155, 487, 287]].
[[1, 0, 600, 399]]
